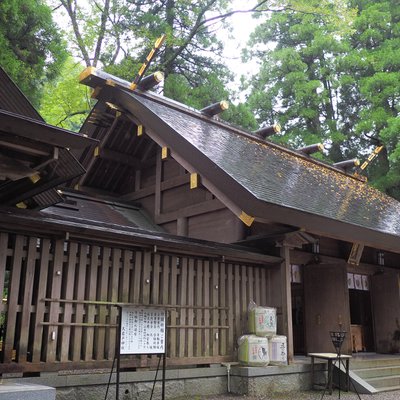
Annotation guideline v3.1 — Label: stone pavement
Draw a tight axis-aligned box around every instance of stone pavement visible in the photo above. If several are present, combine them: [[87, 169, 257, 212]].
[[199, 389, 400, 399]]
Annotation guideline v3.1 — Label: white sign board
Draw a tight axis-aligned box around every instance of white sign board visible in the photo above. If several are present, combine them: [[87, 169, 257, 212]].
[[120, 307, 166, 355]]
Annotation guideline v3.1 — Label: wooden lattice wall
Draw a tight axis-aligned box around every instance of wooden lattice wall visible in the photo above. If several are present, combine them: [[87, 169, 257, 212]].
[[0, 231, 270, 373]]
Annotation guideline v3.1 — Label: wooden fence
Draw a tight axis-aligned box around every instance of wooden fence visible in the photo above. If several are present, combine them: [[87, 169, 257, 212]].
[[0, 231, 271, 373]]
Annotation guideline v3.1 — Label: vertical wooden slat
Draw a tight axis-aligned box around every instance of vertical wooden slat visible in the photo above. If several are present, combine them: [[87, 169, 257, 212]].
[[152, 254, 160, 304], [139, 250, 152, 367], [60, 242, 78, 362], [247, 266, 254, 304], [234, 264, 241, 343], [32, 239, 51, 362], [261, 268, 268, 306], [178, 257, 188, 358], [212, 261, 219, 356], [240, 265, 248, 335], [226, 263, 234, 354], [3, 235, 24, 363], [161, 255, 170, 358], [108, 248, 121, 360], [84, 245, 99, 361], [18, 237, 37, 363], [169, 256, 178, 358], [132, 250, 142, 304], [187, 258, 194, 358], [72, 244, 88, 361], [161, 255, 169, 305], [0, 233, 8, 307], [254, 266, 261, 305], [46, 240, 65, 362], [121, 250, 131, 303], [96, 247, 111, 360], [142, 251, 151, 305], [150, 253, 161, 364], [219, 262, 227, 356], [195, 259, 203, 357], [203, 260, 210, 356]]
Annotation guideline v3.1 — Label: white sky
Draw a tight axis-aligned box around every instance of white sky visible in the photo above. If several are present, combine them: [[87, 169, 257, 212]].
[[211, 0, 262, 100]]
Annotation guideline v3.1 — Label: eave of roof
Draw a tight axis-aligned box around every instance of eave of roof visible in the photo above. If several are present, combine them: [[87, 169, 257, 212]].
[[0, 208, 280, 265], [0, 109, 97, 149], [43, 189, 164, 233], [0, 67, 43, 120]]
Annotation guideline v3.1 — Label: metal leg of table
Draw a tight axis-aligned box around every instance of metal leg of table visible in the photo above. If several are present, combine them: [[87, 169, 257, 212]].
[[311, 357, 315, 389], [328, 359, 333, 395]]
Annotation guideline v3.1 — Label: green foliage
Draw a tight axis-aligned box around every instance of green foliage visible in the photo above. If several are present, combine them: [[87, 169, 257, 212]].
[[54, 0, 234, 125], [39, 58, 93, 131], [246, 0, 400, 198], [0, 0, 67, 107], [246, 10, 346, 150]]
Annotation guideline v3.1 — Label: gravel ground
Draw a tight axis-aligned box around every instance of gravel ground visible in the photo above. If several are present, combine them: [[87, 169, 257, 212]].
[[197, 389, 400, 399]]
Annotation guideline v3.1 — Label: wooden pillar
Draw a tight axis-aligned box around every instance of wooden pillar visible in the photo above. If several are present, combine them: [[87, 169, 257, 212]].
[[280, 245, 294, 363], [177, 217, 188, 236], [155, 149, 162, 217]]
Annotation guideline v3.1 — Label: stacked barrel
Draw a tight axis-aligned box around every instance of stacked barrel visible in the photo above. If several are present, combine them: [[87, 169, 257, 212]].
[[238, 304, 287, 367]]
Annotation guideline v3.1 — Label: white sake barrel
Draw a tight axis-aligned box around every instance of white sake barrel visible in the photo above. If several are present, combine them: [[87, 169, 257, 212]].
[[248, 306, 277, 337], [238, 335, 269, 367], [269, 335, 287, 365]]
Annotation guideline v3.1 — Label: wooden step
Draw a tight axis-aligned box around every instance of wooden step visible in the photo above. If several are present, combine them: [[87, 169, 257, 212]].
[[366, 374, 400, 389], [355, 365, 400, 379]]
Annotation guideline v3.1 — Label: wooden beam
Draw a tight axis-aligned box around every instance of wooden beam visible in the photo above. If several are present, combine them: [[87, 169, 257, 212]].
[[280, 245, 294, 363], [177, 217, 188, 236], [121, 173, 189, 201], [97, 148, 142, 169], [155, 149, 162, 216], [0, 109, 97, 149], [78, 114, 121, 186], [155, 198, 225, 224], [0, 136, 51, 157]]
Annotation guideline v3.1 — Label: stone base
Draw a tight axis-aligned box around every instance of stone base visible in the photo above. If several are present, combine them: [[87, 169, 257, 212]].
[[0, 382, 55, 400], [1, 361, 322, 400], [231, 363, 324, 396]]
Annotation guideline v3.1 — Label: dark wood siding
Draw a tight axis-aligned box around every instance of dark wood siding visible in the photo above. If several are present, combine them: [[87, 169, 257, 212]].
[[0, 230, 273, 373]]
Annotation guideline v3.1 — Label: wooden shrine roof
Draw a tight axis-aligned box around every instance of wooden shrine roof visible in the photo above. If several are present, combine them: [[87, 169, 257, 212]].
[[0, 206, 280, 265], [0, 67, 43, 120], [0, 68, 96, 210], [80, 81, 400, 253], [43, 190, 163, 233]]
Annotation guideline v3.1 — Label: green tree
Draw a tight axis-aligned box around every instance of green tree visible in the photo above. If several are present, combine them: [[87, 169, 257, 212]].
[[0, 0, 67, 106], [246, 0, 400, 198], [245, 10, 346, 158], [39, 57, 93, 131], [51, 0, 354, 103], [341, 0, 400, 197]]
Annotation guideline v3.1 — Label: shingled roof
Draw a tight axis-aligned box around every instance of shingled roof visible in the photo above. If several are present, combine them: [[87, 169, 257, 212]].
[[0, 68, 96, 209], [79, 70, 400, 253], [0, 67, 43, 120]]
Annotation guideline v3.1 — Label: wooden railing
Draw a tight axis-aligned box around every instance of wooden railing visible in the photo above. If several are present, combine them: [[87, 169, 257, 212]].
[[0, 232, 270, 373]]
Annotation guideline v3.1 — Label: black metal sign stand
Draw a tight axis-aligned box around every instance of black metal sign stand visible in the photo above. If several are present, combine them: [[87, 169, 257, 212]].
[[114, 305, 167, 400]]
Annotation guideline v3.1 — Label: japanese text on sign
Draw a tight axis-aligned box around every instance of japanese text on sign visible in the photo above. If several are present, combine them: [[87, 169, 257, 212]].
[[120, 307, 166, 354]]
